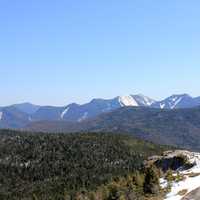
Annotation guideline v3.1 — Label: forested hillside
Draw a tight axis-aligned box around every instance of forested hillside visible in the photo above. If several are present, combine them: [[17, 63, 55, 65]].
[[0, 129, 170, 200], [27, 106, 200, 151]]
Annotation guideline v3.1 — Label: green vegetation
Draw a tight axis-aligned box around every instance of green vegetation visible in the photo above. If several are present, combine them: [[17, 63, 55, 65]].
[[143, 166, 160, 194], [165, 170, 186, 183], [0, 129, 169, 200], [177, 189, 188, 196], [28, 106, 200, 151]]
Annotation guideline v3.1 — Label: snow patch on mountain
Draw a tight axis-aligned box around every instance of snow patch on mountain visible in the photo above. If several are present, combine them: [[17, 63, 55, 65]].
[[142, 96, 154, 106], [78, 112, 88, 122], [154, 94, 192, 109], [160, 103, 165, 109], [171, 97, 182, 109], [168, 96, 183, 109], [118, 96, 138, 107], [61, 107, 70, 119], [133, 94, 155, 106]]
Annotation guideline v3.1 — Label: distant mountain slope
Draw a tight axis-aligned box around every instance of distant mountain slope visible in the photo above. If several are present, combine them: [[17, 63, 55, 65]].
[[2, 93, 200, 129], [152, 94, 198, 109], [31, 94, 155, 122], [27, 106, 200, 151], [0, 106, 29, 128], [61, 95, 155, 121], [13, 102, 40, 114], [31, 106, 64, 121]]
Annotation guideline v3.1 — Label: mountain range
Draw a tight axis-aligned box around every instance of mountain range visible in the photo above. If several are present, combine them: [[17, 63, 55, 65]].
[[1, 93, 200, 129]]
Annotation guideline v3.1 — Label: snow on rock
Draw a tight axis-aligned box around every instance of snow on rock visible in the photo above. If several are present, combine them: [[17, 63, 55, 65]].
[[160, 178, 168, 188], [118, 95, 138, 107], [161, 151, 200, 200], [61, 107, 69, 119]]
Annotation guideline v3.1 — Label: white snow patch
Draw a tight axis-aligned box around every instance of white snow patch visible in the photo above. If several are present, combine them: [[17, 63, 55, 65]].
[[78, 112, 88, 122], [135, 94, 155, 106], [143, 96, 154, 106], [161, 151, 200, 200], [170, 97, 183, 109], [0, 112, 3, 120], [160, 103, 165, 109], [160, 178, 168, 188], [61, 107, 69, 119], [172, 97, 178, 102], [118, 95, 138, 107]]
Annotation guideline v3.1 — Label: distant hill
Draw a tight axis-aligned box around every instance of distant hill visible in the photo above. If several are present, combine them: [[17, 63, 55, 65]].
[[0, 106, 29, 128], [13, 102, 40, 114], [27, 106, 200, 151]]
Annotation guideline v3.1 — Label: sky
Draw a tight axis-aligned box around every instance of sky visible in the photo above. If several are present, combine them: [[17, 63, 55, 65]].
[[1, 0, 200, 106]]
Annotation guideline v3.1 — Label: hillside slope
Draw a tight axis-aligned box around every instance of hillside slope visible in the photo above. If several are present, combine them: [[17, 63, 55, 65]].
[[27, 106, 200, 151], [0, 129, 168, 199]]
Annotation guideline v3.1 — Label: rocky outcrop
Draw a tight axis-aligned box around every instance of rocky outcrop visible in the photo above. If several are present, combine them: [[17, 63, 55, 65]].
[[146, 150, 194, 172]]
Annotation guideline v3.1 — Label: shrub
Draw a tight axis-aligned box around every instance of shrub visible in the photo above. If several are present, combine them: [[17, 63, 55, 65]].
[[143, 165, 160, 194]]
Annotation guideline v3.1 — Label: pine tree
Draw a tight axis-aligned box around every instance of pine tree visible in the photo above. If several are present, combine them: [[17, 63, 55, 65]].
[[143, 165, 160, 194]]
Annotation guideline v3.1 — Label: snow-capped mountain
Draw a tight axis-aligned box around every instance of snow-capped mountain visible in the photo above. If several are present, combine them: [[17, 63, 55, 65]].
[[116, 95, 155, 107], [31, 94, 154, 123], [28, 94, 200, 124], [60, 95, 155, 122], [118, 95, 139, 107], [131, 94, 155, 106], [1, 93, 200, 129], [152, 94, 198, 109]]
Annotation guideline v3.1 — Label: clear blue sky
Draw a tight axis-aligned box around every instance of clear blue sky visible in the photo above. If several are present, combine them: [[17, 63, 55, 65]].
[[1, 0, 200, 106]]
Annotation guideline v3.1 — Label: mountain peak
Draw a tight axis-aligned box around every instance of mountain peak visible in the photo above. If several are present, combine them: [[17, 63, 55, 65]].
[[132, 94, 156, 106], [90, 98, 105, 104], [153, 93, 195, 109], [117, 95, 139, 107], [13, 102, 40, 115], [170, 93, 191, 98]]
